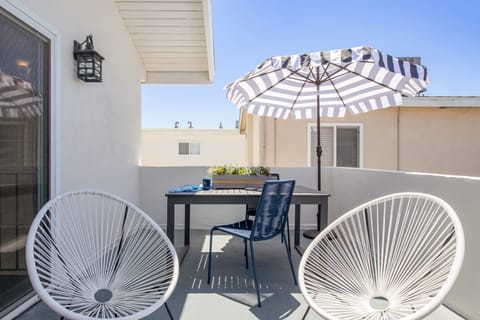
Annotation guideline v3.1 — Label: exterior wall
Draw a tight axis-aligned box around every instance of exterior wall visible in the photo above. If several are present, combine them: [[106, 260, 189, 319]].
[[140, 129, 247, 166], [254, 108, 398, 169], [14, 0, 144, 203], [399, 107, 480, 175], [249, 102, 480, 177], [139, 165, 479, 319], [325, 167, 480, 320]]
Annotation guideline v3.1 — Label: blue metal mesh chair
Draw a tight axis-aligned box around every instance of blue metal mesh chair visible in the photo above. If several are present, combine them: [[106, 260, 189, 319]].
[[207, 179, 296, 307], [245, 173, 280, 220], [244, 173, 291, 253]]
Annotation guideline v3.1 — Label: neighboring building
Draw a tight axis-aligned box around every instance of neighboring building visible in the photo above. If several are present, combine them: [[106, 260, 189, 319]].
[[0, 0, 214, 317], [241, 96, 480, 177], [141, 128, 247, 166]]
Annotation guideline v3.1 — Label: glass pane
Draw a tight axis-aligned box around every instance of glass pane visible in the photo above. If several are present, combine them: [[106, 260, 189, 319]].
[[0, 9, 50, 312], [336, 127, 359, 167], [190, 142, 200, 155], [178, 142, 189, 155]]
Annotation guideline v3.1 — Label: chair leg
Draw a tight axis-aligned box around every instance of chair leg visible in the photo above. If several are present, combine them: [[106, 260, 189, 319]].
[[164, 302, 174, 320], [283, 229, 297, 285], [244, 239, 249, 269], [249, 241, 261, 307], [301, 306, 311, 320], [281, 216, 292, 248], [208, 229, 215, 284], [286, 216, 292, 255]]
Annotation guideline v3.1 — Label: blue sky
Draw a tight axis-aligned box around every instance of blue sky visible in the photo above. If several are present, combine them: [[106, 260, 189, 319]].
[[142, 0, 480, 129]]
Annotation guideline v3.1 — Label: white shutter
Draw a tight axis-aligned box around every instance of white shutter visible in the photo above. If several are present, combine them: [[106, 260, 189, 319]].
[[336, 127, 359, 167]]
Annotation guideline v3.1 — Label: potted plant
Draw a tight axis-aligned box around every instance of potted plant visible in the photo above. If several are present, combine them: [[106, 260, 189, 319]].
[[208, 165, 273, 189]]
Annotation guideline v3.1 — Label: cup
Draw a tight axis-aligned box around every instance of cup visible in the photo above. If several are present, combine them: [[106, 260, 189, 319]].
[[202, 177, 211, 190]]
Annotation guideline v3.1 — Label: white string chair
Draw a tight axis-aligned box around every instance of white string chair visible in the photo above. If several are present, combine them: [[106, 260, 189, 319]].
[[26, 190, 179, 320], [299, 192, 464, 320]]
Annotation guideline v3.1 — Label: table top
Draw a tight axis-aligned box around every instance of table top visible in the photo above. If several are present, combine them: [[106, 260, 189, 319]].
[[165, 185, 330, 197]]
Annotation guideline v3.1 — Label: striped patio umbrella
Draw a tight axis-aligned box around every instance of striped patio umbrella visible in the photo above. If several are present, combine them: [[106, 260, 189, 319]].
[[226, 45, 429, 191], [0, 70, 42, 119]]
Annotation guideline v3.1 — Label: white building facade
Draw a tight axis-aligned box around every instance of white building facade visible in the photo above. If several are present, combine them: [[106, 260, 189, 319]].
[[0, 0, 214, 317], [141, 128, 246, 166]]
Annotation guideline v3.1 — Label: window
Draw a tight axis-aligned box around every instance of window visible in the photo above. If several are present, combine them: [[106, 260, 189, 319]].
[[309, 124, 362, 168], [0, 8, 50, 313], [178, 142, 200, 155]]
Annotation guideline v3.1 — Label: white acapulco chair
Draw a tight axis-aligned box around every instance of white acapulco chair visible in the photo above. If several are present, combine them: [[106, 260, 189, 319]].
[[26, 190, 179, 320], [298, 192, 465, 320]]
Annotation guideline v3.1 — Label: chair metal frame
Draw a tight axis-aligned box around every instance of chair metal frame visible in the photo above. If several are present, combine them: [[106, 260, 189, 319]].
[[244, 173, 291, 253], [298, 192, 465, 320], [208, 179, 297, 307], [26, 190, 179, 320], [245, 173, 280, 220]]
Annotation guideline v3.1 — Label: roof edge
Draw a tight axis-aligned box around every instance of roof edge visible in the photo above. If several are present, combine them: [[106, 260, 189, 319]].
[[403, 96, 480, 107]]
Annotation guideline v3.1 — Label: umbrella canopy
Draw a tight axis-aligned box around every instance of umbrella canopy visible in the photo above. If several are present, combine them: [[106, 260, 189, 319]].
[[225, 45, 429, 190], [0, 70, 42, 119]]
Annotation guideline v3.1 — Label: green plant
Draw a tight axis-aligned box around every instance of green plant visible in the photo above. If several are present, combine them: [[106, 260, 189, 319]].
[[248, 166, 270, 176], [208, 165, 270, 176]]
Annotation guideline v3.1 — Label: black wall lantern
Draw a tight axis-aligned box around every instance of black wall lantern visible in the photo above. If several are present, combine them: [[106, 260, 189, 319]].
[[73, 35, 104, 82]]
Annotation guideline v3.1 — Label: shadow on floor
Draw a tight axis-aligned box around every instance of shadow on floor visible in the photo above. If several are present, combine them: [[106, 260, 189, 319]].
[[14, 229, 461, 320], [144, 229, 314, 320]]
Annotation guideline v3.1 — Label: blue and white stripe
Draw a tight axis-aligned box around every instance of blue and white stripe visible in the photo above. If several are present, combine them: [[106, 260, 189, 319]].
[[0, 71, 42, 119], [226, 46, 429, 120]]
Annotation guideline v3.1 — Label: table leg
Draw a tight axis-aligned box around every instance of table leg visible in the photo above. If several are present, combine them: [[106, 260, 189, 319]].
[[320, 199, 328, 230], [294, 204, 301, 247], [184, 204, 190, 246], [167, 199, 175, 244]]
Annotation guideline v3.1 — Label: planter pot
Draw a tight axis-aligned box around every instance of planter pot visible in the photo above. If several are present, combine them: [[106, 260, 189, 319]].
[[211, 175, 275, 189]]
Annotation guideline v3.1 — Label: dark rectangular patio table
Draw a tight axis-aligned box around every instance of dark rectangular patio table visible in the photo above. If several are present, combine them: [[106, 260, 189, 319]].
[[165, 185, 330, 261]]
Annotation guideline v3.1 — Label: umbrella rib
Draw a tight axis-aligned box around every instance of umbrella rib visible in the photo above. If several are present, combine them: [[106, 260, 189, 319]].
[[320, 63, 349, 108], [247, 65, 348, 109], [287, 67, 319, 84], [315, 61, 407, 110], [246, 68, 312, 103], [232, 53, 422, 113], [318, 65, 349, 83], [327, 61, 404, 94], [275, 67, 320, 111], [290, 77, 309, 111]]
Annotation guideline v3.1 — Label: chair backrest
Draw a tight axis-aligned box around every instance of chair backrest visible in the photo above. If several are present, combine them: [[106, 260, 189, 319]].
[[26, 190, 179, 320], [250, 179, 295, 241], [246, 173, 280, 213], [298, 192, 465, 320]]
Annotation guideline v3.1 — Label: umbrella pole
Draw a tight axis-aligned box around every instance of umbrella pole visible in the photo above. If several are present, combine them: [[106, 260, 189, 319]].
[[303, 80, 322, 240], [316, 94, 322, 191]]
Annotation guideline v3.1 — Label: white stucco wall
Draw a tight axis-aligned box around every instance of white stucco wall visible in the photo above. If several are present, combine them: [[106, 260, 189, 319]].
[[140, 129, 247, 166], [323, 167, 479, 320], [8, 0, 144, 203], [139, 166, 479, 319]]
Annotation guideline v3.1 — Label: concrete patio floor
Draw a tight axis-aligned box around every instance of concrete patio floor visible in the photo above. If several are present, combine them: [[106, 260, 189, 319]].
[[17, 229, 464, 320]]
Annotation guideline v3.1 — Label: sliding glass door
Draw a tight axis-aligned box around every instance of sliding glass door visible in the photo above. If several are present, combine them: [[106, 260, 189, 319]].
[[0, 8, 50, 313]]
